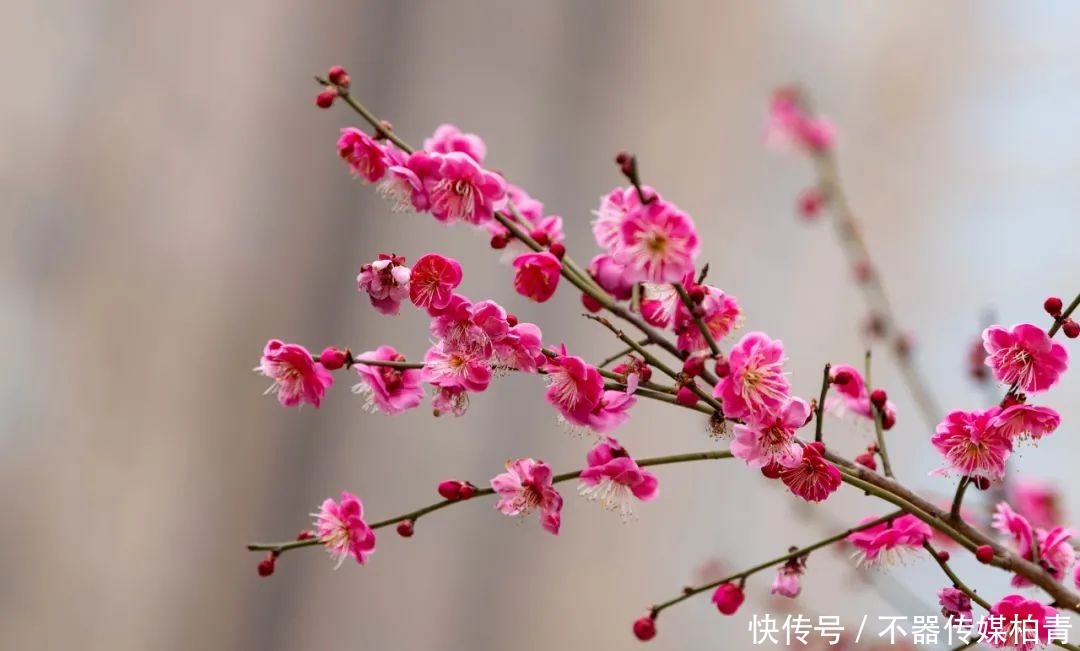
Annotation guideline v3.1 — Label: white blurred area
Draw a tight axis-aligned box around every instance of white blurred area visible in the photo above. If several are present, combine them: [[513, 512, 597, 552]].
[[2, 1, 1080, 649]]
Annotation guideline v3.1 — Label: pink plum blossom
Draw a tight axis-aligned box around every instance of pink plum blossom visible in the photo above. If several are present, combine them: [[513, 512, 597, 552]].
[[357, 254, 411, 315], [992, 403, 1061, 442], [337, 127, 389, 182], [675, 286, 741, 353], [256, 339, 334, 408], [825, 363, 897, 427], [730, 397, 809, 469], [931, 409, 1013, 481], [432, 386, 469, 417], [585, 390, 637, 434], [592, 185, 658, 250], [379, 151, 435, 212], [981, 595, 1057, 651], [766, 87, 836, 153], [494, 322, 547, 373], [544, 349, 605, 427], [983, 323, 1069, 394], [421, 340, 492, 392], [992, 502, 1075, 587], [512, 251, 561, 303], [938, 587, 973, 622], [351, 346, 424, 415], [422, 123, 487, 163], [639, 280, 685, 328], [427, 152, 506, 226], [779, 442, 841, 503], [771, 557, 806, 599], [588, 254, 634, 301], [578, 437, 658, 519], [846, 514, 933, 566], [491, 458, 563, 534], [616, 199, 700, 283], [715, 332, 791, 420], [313, 491, 376, 568], [409, 253, 463, 313], [429, 294, 485, 350]]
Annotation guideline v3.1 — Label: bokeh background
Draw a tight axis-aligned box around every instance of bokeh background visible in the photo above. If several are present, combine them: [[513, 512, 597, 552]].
[[3, 1, 1080, 649]]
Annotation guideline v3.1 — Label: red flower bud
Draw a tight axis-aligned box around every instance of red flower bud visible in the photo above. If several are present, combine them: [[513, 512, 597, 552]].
[[438, 480, 469, 501], [315, 88, 338, 109], [615, 151, 631, 167], [632, 614, 657, 641], [1063, 319, 1080, 339], [936, 550, 951, 563], [1044, 296, 1064, 318], [396, 519, 415, 538], [675, 386, 700, 407], [688, 284, 707, 303], [318, 347, 348, 371], [257, 553, 276, 577], [714, 359, 730, 378], [506, 313, 519, 327], [549, 242, 566, 260], [682, 356, 705, 378], [870, 389, 887, 409], [490, 233, 509, 249], [854, 451, 877, 471], [581, 293, 603, 313], [327, 65, 350, 88], [296, 530, 315, 541], [972, 476, 991, 491], [976, 545, 994, 564]]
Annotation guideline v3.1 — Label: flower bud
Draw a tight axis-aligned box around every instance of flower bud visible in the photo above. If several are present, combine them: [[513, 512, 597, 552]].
[[711, 582, 745, 615], [490, 233, 509, 249], [319, 347, 348, 371], [581, 293, 603, 313], [688, 284, 707, 303], [549, 242, 566, 260], [714, 359, 730, 378], [257, 553, 276, 577], [632, 614, 657, 641], [315, 88, 338, 109], [327, 65, 350, 88], [870, 389, 888, 410], [1063, 319, 1080, 339], [438, 480, 473, 501], [675, 386, 699, 407], [396, 519, 415, 538], [976, 545, 994, 564], [937, 550, 951, 563], [1044, 296, 1064, 318], [296, 530, 315, 541], [854, 451, 877, 471], [682, 356, 705, 378]]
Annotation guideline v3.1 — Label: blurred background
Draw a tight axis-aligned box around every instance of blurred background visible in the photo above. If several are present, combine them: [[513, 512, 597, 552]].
[[3, 1, 1080, 649]]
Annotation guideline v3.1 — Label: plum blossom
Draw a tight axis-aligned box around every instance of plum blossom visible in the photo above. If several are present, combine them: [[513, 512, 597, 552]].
[[765, 87, 836, 153], [771, 556, 806, 598], [639, 280, 685, 328], [716, 332, 791, 421], [409, 253, 463, 313], [779, 442, 842, 503], [544, 349, 605, 427], [422, 123, 487, 163], [992, 403, 1061, 442], [825, 363, 897, 428], [578, 437, 658, 519], [256, 339, 334, 408], [357, 254, 411, 315], [313, 491, 376, 568], [351, 346, 424, 415], [585, 390, 637, 434], [512, 251, 561, 303], [432, 386, 469, 417], [846, 514, 933, 566], [494, 322, 547, 373], [592, 185, 657, 250], [427, 152, 506, 226], [675, 286, 742, 353], [938, 587, 973, 622], [931, 409, 1013, 481], [983, 323, 1069, 394], [730, 397, 809, 469], [337, 127, 389, 182], [981, 595, 1057, 651], [491, 458, 563, 534], [421, 340, 492, 392], [992, 502, 1075, 587], [616, 199, 700, 283], [378, 150, 435, 212], [588, 254, 634, 301]]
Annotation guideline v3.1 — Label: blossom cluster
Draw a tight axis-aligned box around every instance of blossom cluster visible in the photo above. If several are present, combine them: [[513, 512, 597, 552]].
[[244, 68, 1080, 649]]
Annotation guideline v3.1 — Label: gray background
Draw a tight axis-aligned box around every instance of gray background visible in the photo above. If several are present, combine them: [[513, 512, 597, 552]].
[[3, 1, 1079, 649]]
